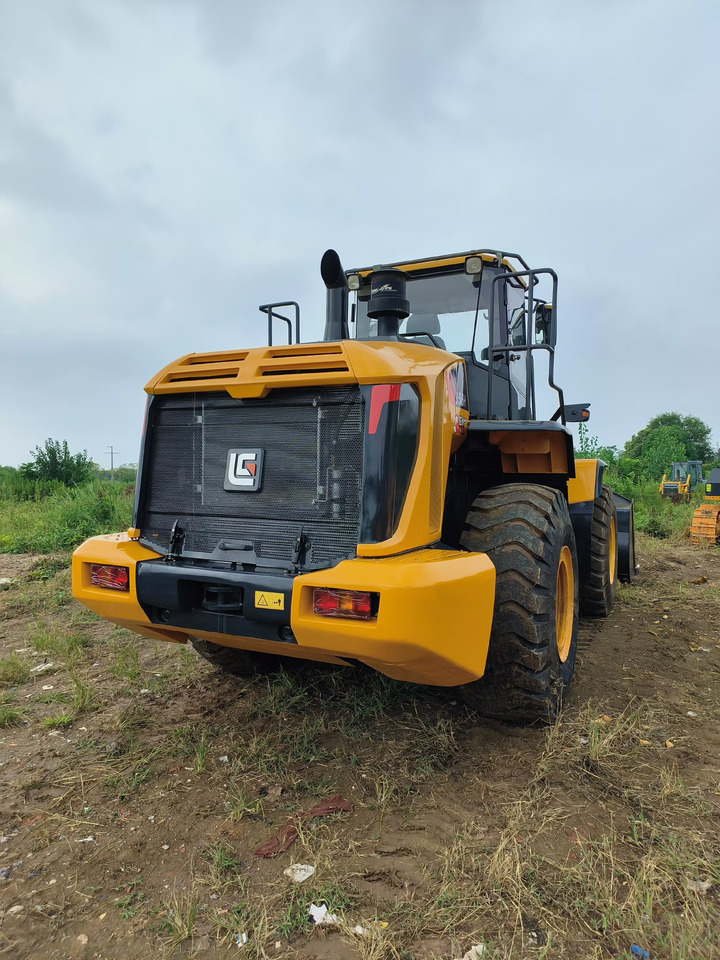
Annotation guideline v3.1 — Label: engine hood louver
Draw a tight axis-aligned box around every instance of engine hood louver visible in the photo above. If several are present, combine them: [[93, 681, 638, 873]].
[[149, 344, 351, 397]]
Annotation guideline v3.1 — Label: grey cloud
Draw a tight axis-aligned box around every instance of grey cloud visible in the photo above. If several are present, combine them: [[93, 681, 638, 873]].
[[0, 0, 718, 467]]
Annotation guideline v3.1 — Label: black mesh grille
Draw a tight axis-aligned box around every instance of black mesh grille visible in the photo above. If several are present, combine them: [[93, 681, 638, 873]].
[[139, 387, 365, 567]]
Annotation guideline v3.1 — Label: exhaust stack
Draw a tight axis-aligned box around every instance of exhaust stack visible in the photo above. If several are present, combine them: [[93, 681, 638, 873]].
[[321, 249, 349, 342]]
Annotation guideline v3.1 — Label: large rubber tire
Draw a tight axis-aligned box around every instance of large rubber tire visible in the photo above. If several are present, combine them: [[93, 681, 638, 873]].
[[579, 484, 618, 618], [459, 484, 579, 723], [188, 637, 279, 677]]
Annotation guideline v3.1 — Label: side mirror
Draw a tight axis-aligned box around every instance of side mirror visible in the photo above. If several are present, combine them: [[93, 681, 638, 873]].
[[535, 303, 556, 346], [563, 403, 591, 423]]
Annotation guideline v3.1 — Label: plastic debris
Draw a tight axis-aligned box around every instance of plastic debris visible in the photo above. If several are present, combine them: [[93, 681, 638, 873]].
[[352, 920, 389, 934], [451, 946, 486, 960], [253, 794, 353, 858], [0, 868, 10, 880], [76, 934, 89, 946], [631, 947, 650, 959], [687, 878, 712, 894], [76, 836, 95, 843], [235, 931, 248, 946], [283, 863, 315, 883], [665, 740, 674, 749], [30, 662, 54, 674], [308, 903, 340, 926], [6, 905, 23, 915], [219, 755, 230, 763], [687, 711, 698, 717], [42, 685, 54, 691]]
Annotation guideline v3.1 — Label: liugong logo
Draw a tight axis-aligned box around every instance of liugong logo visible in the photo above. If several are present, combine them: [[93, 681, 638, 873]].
[[224, 449, 264, 492]]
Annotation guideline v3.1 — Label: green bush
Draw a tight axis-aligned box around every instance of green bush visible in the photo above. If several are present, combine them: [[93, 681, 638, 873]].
[[0, 481, 134, 553], [0, 465, 63, 503], [20, 439, 95, 487]]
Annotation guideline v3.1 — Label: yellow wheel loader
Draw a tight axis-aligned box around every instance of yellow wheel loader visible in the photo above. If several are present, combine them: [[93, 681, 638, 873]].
[[72, 247, 636, 722], [690, 468, 720, 545]]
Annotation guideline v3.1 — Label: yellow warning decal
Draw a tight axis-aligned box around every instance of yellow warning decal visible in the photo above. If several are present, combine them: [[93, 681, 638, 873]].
[[255, 591, 285, 611]]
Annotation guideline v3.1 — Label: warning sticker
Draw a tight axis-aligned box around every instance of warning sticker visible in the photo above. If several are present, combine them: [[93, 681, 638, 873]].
[[254, 591, 285, 611]]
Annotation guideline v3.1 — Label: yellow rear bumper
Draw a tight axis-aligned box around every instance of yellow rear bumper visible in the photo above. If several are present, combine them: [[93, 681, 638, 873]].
[[72, 535, 495, 686]]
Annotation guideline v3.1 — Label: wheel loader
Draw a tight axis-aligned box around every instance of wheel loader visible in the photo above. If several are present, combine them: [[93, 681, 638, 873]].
[[690, 468, 720, 544], [72, 246, 637, 722]]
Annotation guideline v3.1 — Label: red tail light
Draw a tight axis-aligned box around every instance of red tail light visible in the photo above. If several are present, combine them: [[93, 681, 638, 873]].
[[313, 588, 377, 620], [90, 564, 130, 592]]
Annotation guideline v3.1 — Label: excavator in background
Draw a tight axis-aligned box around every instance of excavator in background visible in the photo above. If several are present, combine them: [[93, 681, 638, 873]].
[[659, 461, 704, 503], [690, 469, 720, 544]]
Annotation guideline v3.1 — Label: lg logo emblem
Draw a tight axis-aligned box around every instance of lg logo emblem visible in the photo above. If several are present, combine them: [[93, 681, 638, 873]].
[[224, 449, 264, 492]]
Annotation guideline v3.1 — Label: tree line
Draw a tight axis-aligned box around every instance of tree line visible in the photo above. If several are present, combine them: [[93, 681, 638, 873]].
[[2, 414, 717, 506], [1, 439, 137, 502], [577, 412, 717, 490]]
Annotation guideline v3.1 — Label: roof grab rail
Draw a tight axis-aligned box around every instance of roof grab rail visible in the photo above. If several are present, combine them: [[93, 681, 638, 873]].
[[259, 301, 301, 346]]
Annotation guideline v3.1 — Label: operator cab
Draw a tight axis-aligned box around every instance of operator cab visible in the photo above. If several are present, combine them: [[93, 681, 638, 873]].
[[347, 251, 558, 423], [260, 247, 578, 427], [670, 461, 704, 489]]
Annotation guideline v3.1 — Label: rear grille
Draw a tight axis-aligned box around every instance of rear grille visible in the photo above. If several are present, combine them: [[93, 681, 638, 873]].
[[138, 387, 365, 568]]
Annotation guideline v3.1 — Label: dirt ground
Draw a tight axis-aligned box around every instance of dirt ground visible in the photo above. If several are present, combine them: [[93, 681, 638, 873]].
[[0, 536, 719, 960]]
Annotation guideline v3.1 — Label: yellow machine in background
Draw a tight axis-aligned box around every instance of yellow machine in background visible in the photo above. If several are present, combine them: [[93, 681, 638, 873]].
[[659, 461, 704, 503], [690, 468, 720, 544]]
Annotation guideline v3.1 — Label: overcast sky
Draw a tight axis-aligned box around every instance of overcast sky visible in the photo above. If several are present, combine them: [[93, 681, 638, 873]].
[[1, 0, 718, 469]]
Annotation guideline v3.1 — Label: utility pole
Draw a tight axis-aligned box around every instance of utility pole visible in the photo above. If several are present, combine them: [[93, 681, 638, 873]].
[[107, 446, 118, 482]]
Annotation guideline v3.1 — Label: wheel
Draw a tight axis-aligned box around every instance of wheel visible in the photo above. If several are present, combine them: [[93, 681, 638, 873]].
[[459, 483, 579, 723], [188, 637, 279, 677], [579, 484, 618, 618]]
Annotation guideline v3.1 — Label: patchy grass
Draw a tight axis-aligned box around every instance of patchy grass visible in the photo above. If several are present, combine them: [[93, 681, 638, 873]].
[[204, 840, 244, 890], [226, 783, 264, 822], [160, 889, 202, 945], [41, 712, 74, 729], [107, 638, 144, 687], [0, 652, 31, 686], [0, 694, 25, 727], [31, 622, 93, 666], [0, 535, 719, 959]]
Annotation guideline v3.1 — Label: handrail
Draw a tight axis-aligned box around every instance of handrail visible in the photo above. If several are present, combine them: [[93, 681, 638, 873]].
[[258, 301, 301, 346]]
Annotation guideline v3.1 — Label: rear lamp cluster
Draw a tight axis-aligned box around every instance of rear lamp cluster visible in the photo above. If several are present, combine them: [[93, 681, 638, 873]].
[[90, 563, 130, 592], [312, 588, 377, 621]]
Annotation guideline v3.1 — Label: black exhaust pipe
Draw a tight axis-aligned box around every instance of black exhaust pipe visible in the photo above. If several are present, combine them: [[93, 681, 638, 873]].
[[321, 249, 349, 342]]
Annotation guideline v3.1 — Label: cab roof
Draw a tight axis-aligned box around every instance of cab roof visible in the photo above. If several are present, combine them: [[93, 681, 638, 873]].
[[348, 248, 529, 279]]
